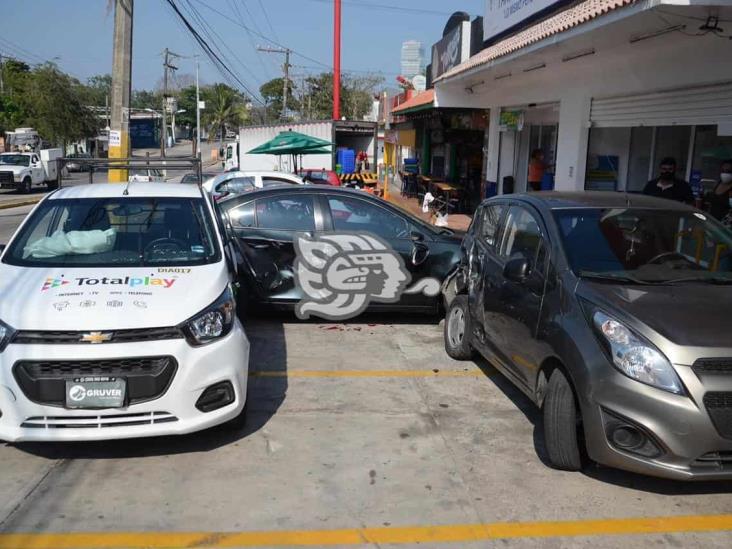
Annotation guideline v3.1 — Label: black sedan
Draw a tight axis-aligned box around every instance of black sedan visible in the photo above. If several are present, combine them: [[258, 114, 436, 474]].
[[218, 186, 463, 315]]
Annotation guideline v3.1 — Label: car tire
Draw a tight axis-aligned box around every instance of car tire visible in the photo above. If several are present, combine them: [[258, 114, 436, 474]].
[[444, 295, 473, 360], [21, 177, 31, 194], [543, 369, 583, 471]]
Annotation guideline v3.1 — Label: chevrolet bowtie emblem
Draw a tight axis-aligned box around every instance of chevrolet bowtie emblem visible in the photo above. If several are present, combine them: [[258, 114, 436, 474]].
[[80, 331, 113, 344]]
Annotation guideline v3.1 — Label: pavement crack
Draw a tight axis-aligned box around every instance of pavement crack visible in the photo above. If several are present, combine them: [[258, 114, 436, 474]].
[[0, 458, 68, 531]]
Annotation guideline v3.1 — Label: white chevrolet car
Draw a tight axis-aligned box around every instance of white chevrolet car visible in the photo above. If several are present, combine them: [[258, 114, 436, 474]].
[[0, 183, 249, 441]]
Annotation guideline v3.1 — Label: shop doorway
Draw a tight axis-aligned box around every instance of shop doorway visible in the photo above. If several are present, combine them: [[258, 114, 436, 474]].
[[498, 104, 559, 194]]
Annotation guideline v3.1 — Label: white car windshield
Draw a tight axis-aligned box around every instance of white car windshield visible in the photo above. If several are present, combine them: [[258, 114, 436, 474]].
[[3, 197, 220, 267], [0, 154, 30, 166]]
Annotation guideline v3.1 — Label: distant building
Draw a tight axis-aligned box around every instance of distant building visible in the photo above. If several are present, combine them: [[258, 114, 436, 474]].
[[400, 40, 424, 79]]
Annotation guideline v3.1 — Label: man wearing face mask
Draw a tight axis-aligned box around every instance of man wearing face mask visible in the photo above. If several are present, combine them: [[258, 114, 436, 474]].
[[708, 159, 732, 223], [642, 157, 694, 204]]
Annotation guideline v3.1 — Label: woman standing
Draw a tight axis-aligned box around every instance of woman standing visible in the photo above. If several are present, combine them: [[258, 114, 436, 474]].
[[708, 159, 732, 226]]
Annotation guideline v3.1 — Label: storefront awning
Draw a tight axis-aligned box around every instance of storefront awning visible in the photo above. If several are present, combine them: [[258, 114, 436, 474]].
[[436, 0, 633, 83], [392, 90, 435, 115]]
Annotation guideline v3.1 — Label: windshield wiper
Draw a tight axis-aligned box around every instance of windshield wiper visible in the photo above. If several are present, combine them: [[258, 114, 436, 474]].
[[578, 271, 659, 285], [664, 276, 732, 285]]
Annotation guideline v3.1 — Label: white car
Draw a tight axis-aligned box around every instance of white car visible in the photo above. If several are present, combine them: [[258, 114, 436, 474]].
[[0, 183, 249, 442], [203, 171, 304, 200]]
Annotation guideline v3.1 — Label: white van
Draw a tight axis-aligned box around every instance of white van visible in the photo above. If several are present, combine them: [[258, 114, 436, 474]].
[[0, 183, 249, 441]]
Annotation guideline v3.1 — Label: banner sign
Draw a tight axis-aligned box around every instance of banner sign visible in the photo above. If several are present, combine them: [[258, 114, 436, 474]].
[[499, 110, 524, 131], [431, 22, 471, 80], [484, 0, 561, 42]]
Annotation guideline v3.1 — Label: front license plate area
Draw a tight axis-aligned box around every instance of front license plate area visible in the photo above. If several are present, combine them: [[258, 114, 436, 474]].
[[65, 377, 126, 409]]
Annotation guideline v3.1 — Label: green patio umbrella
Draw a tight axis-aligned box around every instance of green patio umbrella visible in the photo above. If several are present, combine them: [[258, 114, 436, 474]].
[[247, 130, 333, 155], [247, 130, 333, 173]]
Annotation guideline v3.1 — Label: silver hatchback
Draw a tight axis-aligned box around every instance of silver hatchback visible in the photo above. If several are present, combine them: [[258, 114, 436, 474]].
[[443, 192, 732, 480]]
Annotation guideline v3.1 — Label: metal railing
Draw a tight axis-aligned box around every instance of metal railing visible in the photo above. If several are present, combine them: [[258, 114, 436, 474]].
[[54, 155, 203, 188]]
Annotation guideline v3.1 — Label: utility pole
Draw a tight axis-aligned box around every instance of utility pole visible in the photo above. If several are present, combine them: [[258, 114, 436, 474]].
[[333, 0, 341, 120], [257, 46, 291, 120], [109, 0, 133, 183], [195, 55, 201, 158], [160, 48, 180, 157]]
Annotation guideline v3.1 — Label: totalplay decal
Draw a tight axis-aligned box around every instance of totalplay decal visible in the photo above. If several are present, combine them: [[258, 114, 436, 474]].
[[41, 275, 177, 292]]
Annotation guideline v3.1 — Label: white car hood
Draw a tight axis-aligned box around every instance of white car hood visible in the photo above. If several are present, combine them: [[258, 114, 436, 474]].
[[0, 165, 28, 175], [0, 263, 229, 330]]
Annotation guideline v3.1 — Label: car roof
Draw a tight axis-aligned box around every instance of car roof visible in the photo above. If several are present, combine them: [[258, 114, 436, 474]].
[[486, 191, 695, 211], [47, 182, 204, 200]]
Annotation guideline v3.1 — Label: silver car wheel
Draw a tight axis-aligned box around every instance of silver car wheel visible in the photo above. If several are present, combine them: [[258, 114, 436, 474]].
[[447, 306, 465, 347]]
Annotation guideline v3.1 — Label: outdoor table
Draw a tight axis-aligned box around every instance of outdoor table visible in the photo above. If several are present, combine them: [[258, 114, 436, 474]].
[[429, 181, 464, 213]]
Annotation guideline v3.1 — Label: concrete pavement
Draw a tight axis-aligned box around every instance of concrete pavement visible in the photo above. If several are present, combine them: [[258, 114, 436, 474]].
[[0, 317, 730, 547]]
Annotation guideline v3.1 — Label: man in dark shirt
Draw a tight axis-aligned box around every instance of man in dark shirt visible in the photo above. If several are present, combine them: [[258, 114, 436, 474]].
[[642, 157, 694, 203]]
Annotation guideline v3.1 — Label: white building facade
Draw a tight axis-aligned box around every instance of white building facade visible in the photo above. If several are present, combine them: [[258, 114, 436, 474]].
[[435, 0, 732, 196], [401, 40, 425, 78]]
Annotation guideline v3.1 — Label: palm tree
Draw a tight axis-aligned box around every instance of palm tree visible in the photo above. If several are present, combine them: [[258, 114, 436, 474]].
[[202, 83, 248, 146]]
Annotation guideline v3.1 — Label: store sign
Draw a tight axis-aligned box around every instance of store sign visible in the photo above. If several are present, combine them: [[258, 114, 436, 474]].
[[431, 22, 471, 79], [484, 0, 561, 42], [499, 110, 524, 131]]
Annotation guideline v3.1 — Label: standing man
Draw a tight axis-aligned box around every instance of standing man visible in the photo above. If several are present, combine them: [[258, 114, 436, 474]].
[[643, 157, 694, 203]]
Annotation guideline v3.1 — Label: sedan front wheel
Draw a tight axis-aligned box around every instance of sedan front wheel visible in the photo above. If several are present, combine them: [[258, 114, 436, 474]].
[[444, 295, 474, 360]]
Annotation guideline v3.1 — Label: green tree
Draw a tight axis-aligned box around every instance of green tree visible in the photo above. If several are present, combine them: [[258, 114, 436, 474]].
[[131, 89, 161, 111], [175, 85, 198, 130], [201, 83, 249, 144], [294, 72, 383, 121], [0, 59, 32, 134], [259, 77, 299, 121], [78, 74, 112, 106]]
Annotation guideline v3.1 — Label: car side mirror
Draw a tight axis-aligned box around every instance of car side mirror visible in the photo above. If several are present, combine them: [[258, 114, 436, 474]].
[[503, 256, 530, 283]]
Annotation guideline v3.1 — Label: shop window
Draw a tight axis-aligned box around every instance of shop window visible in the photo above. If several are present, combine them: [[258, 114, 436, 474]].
[[691, 125, 732, 194], [654, 126, 691, 180], [585, 128, 631, 191], [627, 127, 653, 192]]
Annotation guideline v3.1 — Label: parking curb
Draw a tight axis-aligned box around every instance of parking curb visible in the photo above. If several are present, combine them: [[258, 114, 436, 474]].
[[0, 197, 41, 211]]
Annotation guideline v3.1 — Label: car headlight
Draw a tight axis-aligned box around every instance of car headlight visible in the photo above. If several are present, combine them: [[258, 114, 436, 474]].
[[180, 287, 236, 346], [592, 310, 683, 394], [0, 319, 16, 352]]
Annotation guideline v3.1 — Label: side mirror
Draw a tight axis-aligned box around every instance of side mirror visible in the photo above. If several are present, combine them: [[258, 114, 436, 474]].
[[503, 256, 530, 283]]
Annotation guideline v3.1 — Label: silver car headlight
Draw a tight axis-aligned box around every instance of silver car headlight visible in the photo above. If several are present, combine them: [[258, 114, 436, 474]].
[[592, 310, 683, 395], [180, 287, 236, 346]]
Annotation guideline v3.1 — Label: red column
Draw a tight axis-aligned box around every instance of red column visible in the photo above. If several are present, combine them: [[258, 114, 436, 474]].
[[333, 0, 341, 120]]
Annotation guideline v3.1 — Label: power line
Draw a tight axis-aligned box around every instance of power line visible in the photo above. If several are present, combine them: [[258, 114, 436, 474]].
[[193, 0, 332, 69], [163, 0, 264, 104], [230, 0, 276, 82], [256, 0, 281, 42], [182, 0, 267, 92]]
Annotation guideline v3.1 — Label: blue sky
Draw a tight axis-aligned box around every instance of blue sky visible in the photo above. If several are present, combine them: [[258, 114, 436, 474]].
[[0, 0, 483, 102]]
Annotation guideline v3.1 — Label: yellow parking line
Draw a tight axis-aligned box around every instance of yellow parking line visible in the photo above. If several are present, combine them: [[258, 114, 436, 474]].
[[2, 515, 731, 548], [250, 369, 484, 378]]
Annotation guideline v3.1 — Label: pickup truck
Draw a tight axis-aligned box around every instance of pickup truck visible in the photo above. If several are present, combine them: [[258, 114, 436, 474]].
[[0, 149, 61, 193]]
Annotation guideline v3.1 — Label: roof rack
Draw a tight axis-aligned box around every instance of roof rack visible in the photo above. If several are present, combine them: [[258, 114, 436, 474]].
[[54, 155, 203, 189]]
